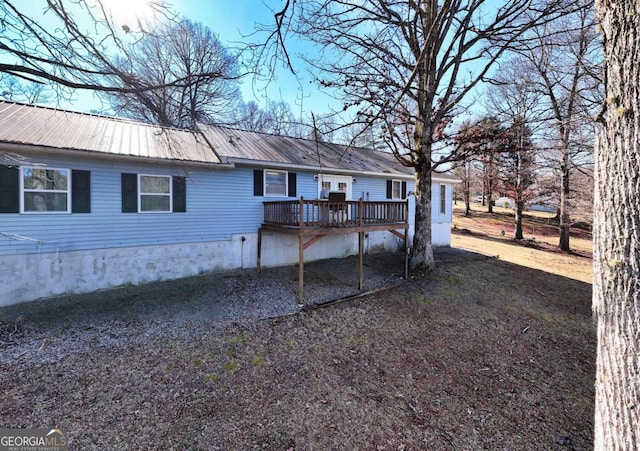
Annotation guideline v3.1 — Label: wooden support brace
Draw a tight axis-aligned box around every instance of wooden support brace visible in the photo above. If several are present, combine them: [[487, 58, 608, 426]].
[[303, 234, 326, 250], [389, 229, 405, 240]]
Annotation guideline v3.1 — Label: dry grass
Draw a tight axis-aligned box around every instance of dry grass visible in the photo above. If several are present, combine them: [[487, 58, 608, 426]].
[[452, 204, 593, 284], [0, 210, 595, 450]]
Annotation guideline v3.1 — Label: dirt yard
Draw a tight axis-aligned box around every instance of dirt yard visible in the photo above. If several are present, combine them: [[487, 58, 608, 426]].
[[0, 209, 595, 450]]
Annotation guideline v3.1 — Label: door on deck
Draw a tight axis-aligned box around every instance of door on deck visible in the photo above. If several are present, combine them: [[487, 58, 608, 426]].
[[317, 174, 353, 223], [317, 174, 352, 199]]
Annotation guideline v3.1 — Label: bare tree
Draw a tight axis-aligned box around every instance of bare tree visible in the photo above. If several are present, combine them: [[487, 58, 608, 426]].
[[499, 119, 537, 239], [516, 0, 600, 251], [249, 0, 575, 270], [234, 101, 273, 132], [233, 100, 306, 137], [453, 157, 473, 216], [455, 116, 509, 215], [100, 19, 241, 128], [593, 1, 640, 448], [0, 1, 229, 100], [461, 117, 508, 213], [0, 75, 52, 104]]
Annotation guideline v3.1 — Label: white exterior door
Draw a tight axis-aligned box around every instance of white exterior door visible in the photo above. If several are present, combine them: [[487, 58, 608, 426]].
[[317, 174, 352, 200]]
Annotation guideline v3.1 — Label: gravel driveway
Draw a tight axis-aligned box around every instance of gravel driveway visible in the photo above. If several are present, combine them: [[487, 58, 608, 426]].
[[1, 252, 417, 366]]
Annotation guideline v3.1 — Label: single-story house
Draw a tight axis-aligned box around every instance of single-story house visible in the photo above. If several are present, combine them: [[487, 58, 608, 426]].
[[0, 101, 458, 306]]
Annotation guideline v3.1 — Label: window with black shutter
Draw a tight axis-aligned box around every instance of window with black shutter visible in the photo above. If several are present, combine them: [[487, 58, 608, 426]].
[[254, 169, 296, 197]]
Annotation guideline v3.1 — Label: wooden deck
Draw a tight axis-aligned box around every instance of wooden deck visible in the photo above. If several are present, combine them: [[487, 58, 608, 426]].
[[261, 197, 409, 232], [258, 197, 410, 304]]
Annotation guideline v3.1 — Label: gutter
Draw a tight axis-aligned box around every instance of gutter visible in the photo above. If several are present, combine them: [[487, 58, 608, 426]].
[[225, 157, 460, 183], [0, 142, 236, 170], [223, 156, 417, 181]]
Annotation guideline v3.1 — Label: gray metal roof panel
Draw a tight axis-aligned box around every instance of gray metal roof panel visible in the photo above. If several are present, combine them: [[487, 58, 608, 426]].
[[198, 123, 417, 177], [0, 101, 220, 164]]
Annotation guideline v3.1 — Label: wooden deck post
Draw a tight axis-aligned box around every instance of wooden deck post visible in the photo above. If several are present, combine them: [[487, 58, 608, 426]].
[[404, 227, 409, 279], [298, 234, 304, 306], [358, 198, 364, 290], [404, 199, 410, 279], [298, 196, 305, 306], [358, 231, 364, 290], [257, 227, 263, 272]]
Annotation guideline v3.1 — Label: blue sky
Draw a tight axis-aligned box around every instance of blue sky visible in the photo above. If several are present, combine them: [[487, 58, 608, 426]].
[[6, 1, 494, 123], [11, 0, 335, 118], [178, 0, 330, 114]]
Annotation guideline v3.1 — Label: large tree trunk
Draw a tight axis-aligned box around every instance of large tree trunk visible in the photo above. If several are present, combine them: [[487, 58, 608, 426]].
[[411, 167, 434, 271], [558, 154, 571, 251], [593, 1, 640, 448]]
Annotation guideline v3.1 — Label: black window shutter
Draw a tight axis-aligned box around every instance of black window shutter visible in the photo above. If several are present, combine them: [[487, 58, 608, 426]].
[[172, 176, 186, 212], [0, 165, 19, 213], [287, 172, 297, 197], [401, 181, 407, 199], [386, 180, 392, 199], [71, 170, 91, 213], [253, 169, 264, 196], [121, 173, 138, 213]]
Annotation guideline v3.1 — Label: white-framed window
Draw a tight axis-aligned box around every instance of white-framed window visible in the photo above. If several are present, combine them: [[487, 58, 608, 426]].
[[21, 166, 71, 213], [391, 179, 403, 199], [264, 170, 287, 197], [139, 174, 172, 212], [439, 184, 447, 215]]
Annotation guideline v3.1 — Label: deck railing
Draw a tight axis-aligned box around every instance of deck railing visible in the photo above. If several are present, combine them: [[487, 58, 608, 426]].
[[263, 197, 408, 228]]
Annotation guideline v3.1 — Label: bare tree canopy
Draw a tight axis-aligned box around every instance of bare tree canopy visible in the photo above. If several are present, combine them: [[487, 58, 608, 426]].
[[233, 100, 305, 137], [454, 116, 510, 215], [0, 75, 52, 104], [510, 0, 601, 251], [249, 0, 580, 269], [100, 19, 241, 128], [0, 1, 232, 98]]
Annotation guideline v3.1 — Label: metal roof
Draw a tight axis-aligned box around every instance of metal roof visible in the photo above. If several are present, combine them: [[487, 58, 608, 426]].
[[0, 101, 220, 164], [0, 102, 458, 182], [198, 123, 416, 178], [199, 124, 459, 182]]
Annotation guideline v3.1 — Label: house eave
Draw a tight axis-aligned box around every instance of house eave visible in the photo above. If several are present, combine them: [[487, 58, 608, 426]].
[[223, 157, 416, 181], [0, 142, 236, 169], [224, 157, 460, 183]]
